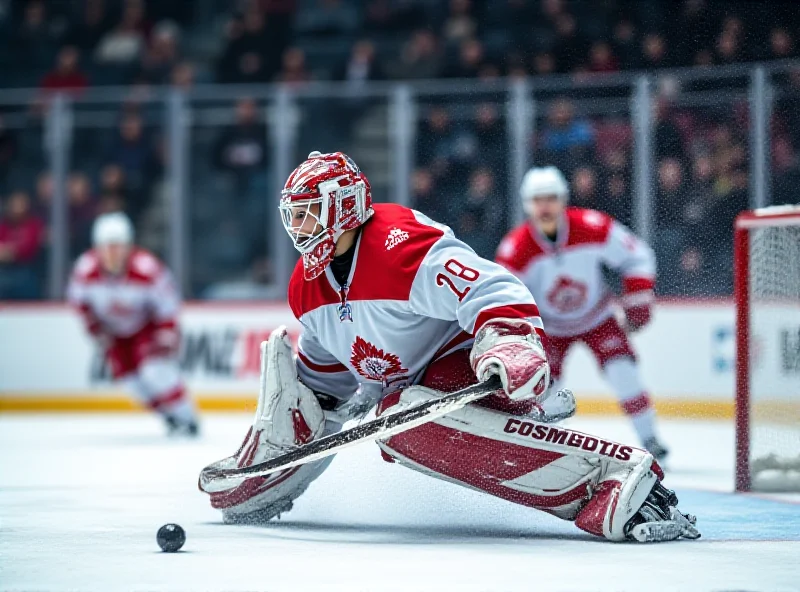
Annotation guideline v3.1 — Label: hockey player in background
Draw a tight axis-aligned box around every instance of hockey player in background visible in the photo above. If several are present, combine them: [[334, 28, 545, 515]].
[[67, 213, 199, 435], [495, 166, 668, 461], [200, 152, 698, 542]]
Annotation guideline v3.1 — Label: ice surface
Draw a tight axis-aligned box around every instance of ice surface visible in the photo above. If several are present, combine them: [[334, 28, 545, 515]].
[[1, 414, 799, 592]]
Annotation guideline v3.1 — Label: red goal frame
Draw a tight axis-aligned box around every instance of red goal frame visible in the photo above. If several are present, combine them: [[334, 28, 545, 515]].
[[734, 205, 800, 492]]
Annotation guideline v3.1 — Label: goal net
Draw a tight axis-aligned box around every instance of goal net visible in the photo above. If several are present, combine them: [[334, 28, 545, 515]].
[[735, 205, 800, 492]]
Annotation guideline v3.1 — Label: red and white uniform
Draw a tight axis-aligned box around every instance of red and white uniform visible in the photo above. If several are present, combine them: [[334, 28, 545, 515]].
[[495, 207, 655, 337], [67, 248, 190, 416], [292, 203, 543, 405], [495, 208, 660, 443]]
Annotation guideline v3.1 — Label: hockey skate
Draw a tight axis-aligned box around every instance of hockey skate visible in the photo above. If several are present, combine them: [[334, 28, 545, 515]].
[[165, 415, 200, 437], [643, 437, 669, 464], [624, 481, 700, 542]]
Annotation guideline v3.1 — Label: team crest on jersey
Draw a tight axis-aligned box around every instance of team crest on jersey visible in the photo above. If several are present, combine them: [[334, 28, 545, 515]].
[[547, 276, 588, 313], [338, 302, 353, 322], [350, 336, 408, 384], [385, 227, 409, 250]]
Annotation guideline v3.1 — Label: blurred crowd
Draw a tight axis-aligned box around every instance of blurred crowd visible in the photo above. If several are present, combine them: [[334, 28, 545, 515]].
[[0, 0, 798, 299]]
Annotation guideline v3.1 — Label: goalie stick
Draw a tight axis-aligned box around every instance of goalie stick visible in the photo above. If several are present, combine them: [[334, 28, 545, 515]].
[[199, 375, 502, 490]]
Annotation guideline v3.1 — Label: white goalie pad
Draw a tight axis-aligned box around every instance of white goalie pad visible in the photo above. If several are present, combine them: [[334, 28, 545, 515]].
[[201, 327, 333, 520], [377, 383, 659, 536]]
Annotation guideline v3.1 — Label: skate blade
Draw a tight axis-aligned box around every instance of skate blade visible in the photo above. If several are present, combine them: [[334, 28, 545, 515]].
[[629, 521, 700, 542]]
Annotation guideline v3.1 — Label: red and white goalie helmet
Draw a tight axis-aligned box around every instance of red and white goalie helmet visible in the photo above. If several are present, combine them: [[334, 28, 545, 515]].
[[280, 151, 373, 280]]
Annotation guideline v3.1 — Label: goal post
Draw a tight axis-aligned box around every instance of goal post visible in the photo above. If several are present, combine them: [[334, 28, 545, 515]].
[[734, 205, 800, 492]]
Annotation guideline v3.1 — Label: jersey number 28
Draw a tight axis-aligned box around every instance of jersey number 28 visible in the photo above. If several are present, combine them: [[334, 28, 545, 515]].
[[436, 259, 480, 302]]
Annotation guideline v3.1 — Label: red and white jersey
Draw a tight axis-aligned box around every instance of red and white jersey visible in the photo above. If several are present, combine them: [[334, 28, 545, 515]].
[[495, 208, 655, 337], [66, 247, 180, 338], [290, 203, 543, 401]]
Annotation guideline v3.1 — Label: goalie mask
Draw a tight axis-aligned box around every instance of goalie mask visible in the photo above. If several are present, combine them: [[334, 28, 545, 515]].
[[280, 151, 373, 280]]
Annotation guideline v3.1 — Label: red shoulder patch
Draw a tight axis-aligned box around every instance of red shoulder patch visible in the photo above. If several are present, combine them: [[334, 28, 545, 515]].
[[125, 248, 164, 284], [288, 257, 340, 320], [72, 249, 102, 281], [495, 222, 544, 272], [347, 203, 444, 302], [564, 208, 613, 248]]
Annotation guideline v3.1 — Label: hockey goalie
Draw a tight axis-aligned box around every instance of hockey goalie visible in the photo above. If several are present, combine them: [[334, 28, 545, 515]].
[[199, 151, 699, 542], [67, 213, 199, 435]]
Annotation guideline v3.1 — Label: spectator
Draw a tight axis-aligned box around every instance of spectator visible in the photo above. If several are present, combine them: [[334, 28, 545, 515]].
[[14, 0, 58, 71], [0, 115, 17, 192], [570, 166, 599, 209], [334, 40, 385, 142], [443, 37, 485, 78], [588, 41, 619, 74], [769, 27, 795, 60], [217, 14, 271, 84], [473, 103, 504, 173], [110, 112, 154, 199], [213, 98, 268, 194], [772, 137, 800, 206], [40, 46, 89, 95], [532, 51, 556, 76], [337, 40, 384, 85], [410, 168, 440, 219], [66, 172, 97, 257], [387, 29, 442, 80], [169, 61, 195, 89], [136, 20, 180, 85], [417, 107, 477, 191], [274, 47, 312, 86], [674, 0, 714, 67], [295, 0, 360, 37], [95, 0, 147, 64], [655, 157, 688, 230], [715, 30, 744, 65], [462, 167, 501, 255], [441, 0, 476, 46], [0, 191, 46, 300], [34, 171, 54, 216], [216, 7, 285, 84], [654, 98, 685, 159], [640, 32, 673, 69], [98, 164, 129, 217], [551, 13, 588, 73], [612, 18, 639, 70], [538, 97, 595, 174], [604, 172, 632, 228], [64, 0, 109, 54]]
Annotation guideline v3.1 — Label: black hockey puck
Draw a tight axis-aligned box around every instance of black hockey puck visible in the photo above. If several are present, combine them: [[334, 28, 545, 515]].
[[157, 523, 186, 552]]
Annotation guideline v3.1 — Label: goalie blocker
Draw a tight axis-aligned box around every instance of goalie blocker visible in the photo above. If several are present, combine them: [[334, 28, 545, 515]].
[[200, 328, 699, 543]]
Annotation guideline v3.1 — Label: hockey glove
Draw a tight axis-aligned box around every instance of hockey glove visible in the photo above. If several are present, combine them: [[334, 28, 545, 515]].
[[470, 318, 550, 402]]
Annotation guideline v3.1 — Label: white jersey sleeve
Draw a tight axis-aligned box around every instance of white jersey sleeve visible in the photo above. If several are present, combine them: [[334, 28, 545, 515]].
[[408, 221, 543, 336], [601, 221, 656, 281], [149, 266, 181, 326]]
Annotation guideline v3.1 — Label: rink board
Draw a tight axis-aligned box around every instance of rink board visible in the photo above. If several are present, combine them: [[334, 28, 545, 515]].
[[1, 301, 797, 418]]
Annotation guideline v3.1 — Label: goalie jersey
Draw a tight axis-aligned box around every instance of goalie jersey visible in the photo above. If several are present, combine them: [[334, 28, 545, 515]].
[[495, 207, 656, 336], [290, 203, 543, 402]]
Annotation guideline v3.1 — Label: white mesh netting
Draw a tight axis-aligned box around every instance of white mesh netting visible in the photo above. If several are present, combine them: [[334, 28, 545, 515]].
[[746, 208, 800, 491]]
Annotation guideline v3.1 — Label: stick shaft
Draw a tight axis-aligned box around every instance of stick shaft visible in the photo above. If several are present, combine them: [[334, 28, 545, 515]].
[[200, 375, 501, 488]]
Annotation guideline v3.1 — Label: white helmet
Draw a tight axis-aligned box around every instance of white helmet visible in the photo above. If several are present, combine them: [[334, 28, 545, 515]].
[[92, 212, 134, 246], [520, 166, 569, 216]]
